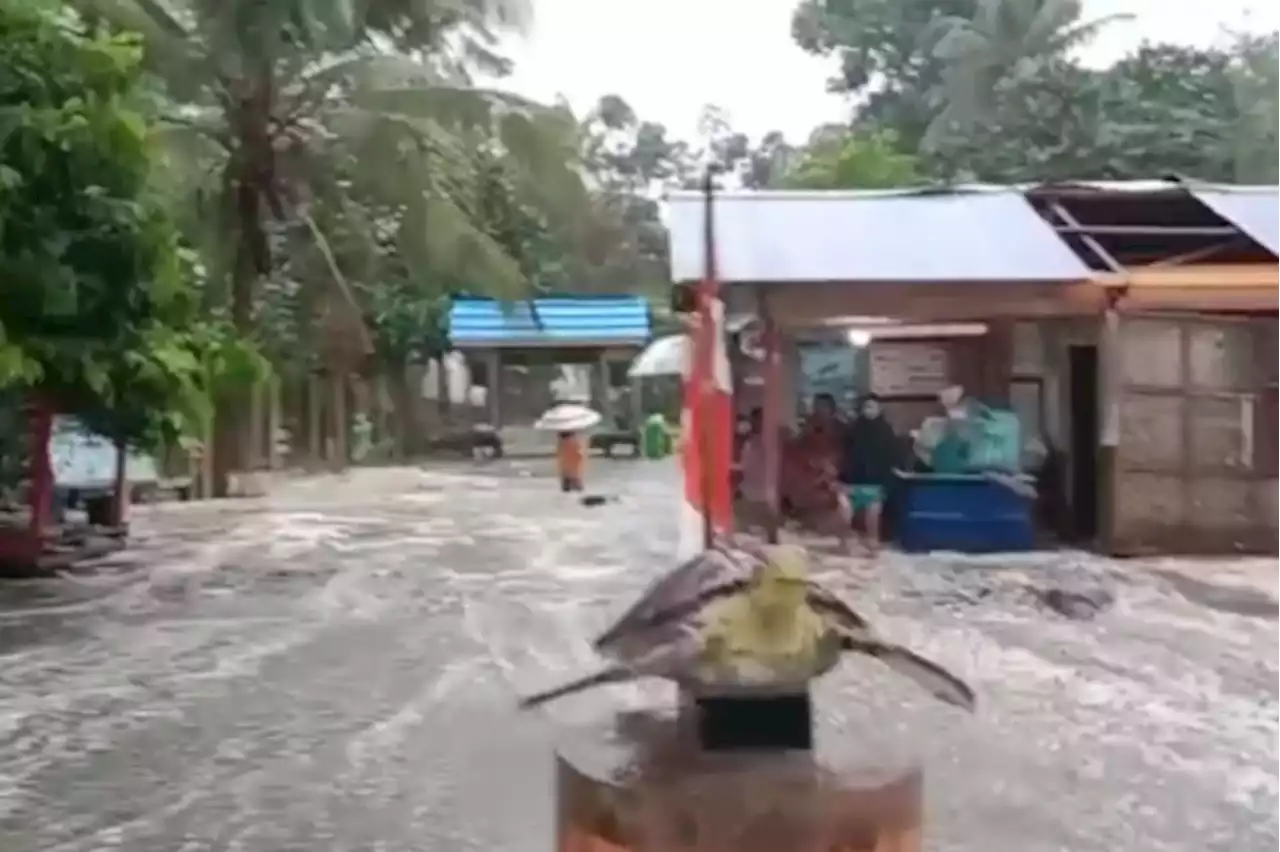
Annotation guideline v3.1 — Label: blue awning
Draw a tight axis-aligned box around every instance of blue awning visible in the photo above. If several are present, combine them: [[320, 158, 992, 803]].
[[448, 296, 651, 349], [665, 189, 1092, 284]]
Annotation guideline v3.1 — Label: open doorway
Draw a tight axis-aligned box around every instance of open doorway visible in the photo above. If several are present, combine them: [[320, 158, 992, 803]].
[[1067, 345, 1100, 542]]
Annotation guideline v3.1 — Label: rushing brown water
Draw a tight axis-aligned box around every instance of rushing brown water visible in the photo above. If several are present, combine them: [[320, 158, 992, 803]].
[[0, 462, 1274, 852]]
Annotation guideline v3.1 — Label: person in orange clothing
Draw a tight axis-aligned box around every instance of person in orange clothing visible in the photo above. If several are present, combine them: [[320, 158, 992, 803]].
[[557, 430, 586, 492]]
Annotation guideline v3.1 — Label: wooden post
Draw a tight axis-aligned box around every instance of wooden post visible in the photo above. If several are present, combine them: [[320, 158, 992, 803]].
[[1097, 303, 1121, 552], [307, 372, 323, 467], [198, 411, 214, 499], [266, 380, 282, 470], [631, 375, 644, 432], [597, 352, 614, 425], [330, 370, 348, 469], [486, 349, 502, 428], [392, 364, 411, 458], [28, 399, 54, 536], [373, 373, 390, 457], [247, 381, 264, 471], [761, 290, 783, 544], [111, 437, 128, 527]]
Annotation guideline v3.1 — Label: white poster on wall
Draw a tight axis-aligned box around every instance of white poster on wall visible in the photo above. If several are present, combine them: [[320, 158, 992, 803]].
[[798, 343, 857, 412], [870, 342, 950, 396]]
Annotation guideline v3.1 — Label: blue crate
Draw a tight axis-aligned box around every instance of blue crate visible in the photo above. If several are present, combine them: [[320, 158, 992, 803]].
[[895, 473, 1035, 553]]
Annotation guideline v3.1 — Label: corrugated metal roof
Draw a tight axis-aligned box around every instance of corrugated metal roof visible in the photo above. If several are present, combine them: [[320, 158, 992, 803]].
[[449, 296, 651, 348], [666, 190, 1091, 284], [1187, 187, 1280, 256]]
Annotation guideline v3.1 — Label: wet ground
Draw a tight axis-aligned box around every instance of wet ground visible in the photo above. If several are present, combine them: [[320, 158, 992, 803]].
[[0, 461, 1275, 852]]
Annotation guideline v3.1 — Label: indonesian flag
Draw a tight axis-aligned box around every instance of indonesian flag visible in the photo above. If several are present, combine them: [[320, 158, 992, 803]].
[[677, 178, 734, 559]]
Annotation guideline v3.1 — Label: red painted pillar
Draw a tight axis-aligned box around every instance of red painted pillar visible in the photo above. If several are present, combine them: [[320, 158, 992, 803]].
[[29, 398, 53, 537]]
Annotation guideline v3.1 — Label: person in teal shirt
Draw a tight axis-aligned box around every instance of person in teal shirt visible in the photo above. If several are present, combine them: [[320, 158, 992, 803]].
[[838, 394, 900, 554]]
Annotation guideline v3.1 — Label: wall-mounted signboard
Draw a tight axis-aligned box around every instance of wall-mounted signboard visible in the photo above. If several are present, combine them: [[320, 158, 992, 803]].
[[870, 342, 950, 396], [797, 343, 858, 413]]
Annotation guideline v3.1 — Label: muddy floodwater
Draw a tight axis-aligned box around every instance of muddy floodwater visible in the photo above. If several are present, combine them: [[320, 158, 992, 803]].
[[0, 462, 1275, 851]]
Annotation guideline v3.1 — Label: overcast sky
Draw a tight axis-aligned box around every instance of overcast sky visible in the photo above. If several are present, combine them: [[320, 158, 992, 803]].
[[503, 0, 1278, 142]]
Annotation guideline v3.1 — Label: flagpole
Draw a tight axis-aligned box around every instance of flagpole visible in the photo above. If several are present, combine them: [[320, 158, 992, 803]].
[[698, 169, 718, 550]]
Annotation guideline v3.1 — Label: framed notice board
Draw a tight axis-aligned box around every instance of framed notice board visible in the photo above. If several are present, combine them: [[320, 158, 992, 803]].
[[797, 342, 861, 415], [869, 341, 950, 397]]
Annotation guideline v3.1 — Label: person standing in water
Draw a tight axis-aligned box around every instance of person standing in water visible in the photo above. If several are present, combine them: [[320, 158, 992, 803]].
[[840, 394, 899, 554], [556, 430, 585, 492]]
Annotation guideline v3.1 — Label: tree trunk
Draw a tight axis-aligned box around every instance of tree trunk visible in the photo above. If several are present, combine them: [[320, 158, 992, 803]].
[[373, 372, 390, 457], [406, 362, 429, 451], [390, 365, 413, 457], [436, 356, 452, 427], [306, 373, 323, 467], [195, 410, 214, 500], [213, 74, 273, 495], [266, 380, 282, 470], [112, 437, 128, 527], [247, 381, 264, 471], [28, 398, 54, 537], [329, 371, 347, 470], [211, 261, 256, 495]]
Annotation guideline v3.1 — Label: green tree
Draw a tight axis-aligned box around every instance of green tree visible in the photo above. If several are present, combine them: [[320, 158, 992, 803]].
[[921, 0, 1129, 147], [575, 94, 691, 295], [923, 37, 1280, 183], [791, 0, 1279, 185], [0, 0, 256, 495], [791, 0, 977, 150], [78, 0, 587, 487], [780, 130, 925, 189], [1093, 43, 1243, 180], [1226, 31, 1279, 183]]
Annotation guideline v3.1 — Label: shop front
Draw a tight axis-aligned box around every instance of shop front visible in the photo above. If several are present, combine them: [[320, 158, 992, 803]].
[[666, 181, 1279, 555]]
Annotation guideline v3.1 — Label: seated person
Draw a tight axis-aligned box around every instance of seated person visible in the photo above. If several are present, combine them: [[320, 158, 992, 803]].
[[784, 397, 854, 551]]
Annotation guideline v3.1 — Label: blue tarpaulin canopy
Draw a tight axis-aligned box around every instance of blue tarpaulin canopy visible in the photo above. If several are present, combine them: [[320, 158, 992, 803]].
[[448, 296, 651, 349]]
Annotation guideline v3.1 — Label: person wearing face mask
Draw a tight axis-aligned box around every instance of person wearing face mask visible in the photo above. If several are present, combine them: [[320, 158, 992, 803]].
[[839, 394, 899, 554]]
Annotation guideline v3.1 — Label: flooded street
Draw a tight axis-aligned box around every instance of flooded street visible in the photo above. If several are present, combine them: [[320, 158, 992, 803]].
[[0, 461, 1274, 852]]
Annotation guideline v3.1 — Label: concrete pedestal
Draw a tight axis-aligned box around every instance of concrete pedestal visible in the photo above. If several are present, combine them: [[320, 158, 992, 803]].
[[554, 710, 922, 852]]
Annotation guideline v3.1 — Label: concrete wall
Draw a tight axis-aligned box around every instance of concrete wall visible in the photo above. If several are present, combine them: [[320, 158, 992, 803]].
[[1109, 314, 1277, 555]]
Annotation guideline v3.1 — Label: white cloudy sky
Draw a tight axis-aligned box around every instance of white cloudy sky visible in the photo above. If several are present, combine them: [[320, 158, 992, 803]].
[[503, 0, 1278, 142]]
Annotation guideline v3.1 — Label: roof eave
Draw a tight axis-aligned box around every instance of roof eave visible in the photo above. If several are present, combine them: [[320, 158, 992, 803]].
[[450, 337, 649, 350]]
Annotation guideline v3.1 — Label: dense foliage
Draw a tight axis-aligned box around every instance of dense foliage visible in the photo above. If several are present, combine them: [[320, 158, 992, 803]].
[[0, 0, 255, 458], [790, 0, 1280, 185]]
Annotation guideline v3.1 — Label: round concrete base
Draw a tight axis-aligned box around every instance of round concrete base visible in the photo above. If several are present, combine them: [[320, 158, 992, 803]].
[[553, 711, 922, 852]]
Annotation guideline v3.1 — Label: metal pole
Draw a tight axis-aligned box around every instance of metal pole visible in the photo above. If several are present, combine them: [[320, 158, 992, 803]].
[[698, 169, 717, 549]]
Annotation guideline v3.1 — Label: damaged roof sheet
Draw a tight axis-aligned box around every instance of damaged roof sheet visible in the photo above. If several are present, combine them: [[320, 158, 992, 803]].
[[666, 189, 1093, 284]]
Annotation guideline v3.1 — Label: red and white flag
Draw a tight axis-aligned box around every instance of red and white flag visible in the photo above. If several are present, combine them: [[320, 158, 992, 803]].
[[677, 179, 734, 559]]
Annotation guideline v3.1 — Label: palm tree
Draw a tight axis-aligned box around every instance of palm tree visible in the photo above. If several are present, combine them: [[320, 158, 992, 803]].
[[74, 0, 588, 491], [921, 0, 1130, 148]]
